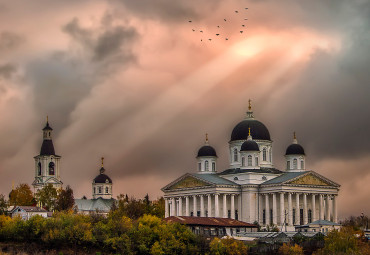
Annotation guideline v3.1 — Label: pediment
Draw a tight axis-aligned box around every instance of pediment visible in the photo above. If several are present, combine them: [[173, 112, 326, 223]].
[[287, 173, 332, 186], [166, 175, 212, 190]]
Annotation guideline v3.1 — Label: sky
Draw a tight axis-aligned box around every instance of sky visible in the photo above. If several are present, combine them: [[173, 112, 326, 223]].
[[0, 0, 369, 219]]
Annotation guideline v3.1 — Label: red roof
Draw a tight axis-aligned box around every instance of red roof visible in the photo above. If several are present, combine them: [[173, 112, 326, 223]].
[[164, 216, 257, 228]]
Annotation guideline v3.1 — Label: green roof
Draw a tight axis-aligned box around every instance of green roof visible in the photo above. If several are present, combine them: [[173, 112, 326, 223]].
[[262, 171, 308, 185], [192, 173, 237, 186]]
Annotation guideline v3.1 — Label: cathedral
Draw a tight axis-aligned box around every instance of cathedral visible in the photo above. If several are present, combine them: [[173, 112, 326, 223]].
[[162, 102, 340, 230]]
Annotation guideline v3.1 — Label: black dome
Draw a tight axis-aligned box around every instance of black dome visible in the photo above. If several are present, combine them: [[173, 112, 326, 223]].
[[241, 140, 259, 151], [40, 140, 55, 155], [285, 144, 305, 155], [94, 172, 112, 184], [231, 119, 270, 141], [197, 145, 217, 157]]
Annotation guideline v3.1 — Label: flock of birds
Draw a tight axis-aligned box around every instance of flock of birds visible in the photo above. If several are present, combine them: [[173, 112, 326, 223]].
[[188, 8, 249, 42]]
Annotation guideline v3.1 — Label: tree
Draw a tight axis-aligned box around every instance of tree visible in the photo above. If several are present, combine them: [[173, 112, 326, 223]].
[[209, 237, 248, 255], [8, 183, 34, 206], [35, 184, 57, 210], [279, 243, 304, 255], [55, 185, 75, 211], [0, 194, 7, 215]]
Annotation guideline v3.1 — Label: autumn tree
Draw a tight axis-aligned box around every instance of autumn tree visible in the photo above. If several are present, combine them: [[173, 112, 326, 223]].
[[35, 184, 58, 210], [279, 243, 304, 255], [209, 237, 248, 255], [8, 183, 34, 206], [0, 194, 7, 215], [55, 185, 75, 211]]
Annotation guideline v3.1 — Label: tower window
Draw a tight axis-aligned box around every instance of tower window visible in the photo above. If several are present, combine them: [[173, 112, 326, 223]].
[[98, 187, 102, 193], [263, 148, 267, 161], [198, 162, 201, 171], [293, 159, 298, 169], [212, 162, 216, 171], [48, 162, 55, 175], [287, 161, 291, 170], [205, 160, 209, 171], [93, 187, 96, 194], [233, 148, 238, 162], [38, 162, 42, 176], [241, 157, 245, 166], [105, 187, 109, 194], [255, 157, 259, 166], [247, 155, 252, 166], [301, 160, 304, 169]]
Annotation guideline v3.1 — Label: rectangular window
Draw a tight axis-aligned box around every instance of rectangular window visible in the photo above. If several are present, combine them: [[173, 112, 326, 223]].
[[300, 209, 304, 225], [263, 209, 266, 225], [235, 210, 238, 220], [287, 161, 290, 170], [197, 211, 200, 217], [293, 209, 296, 224], [270, 209, 273, 225], [228, 210, 231, 218]]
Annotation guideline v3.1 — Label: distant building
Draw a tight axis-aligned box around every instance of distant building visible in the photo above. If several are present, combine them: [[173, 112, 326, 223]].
[[75, 158, 115, 215], [32, 118, 63, 192], [295, 220, 341, 233], [10, 206, 49, 220], [162, 102, 340, 231]]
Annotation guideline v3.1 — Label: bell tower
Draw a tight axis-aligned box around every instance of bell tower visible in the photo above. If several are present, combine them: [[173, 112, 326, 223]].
[[32, 117, 63, 192]]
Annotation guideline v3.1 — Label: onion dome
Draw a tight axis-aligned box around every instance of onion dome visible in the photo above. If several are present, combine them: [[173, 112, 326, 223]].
[[241, 128, 260, 151], [230, 100, 270, 141], [197, 134, 218, 157], [285, 132, 305, 155], [93, 157, 112, 184]]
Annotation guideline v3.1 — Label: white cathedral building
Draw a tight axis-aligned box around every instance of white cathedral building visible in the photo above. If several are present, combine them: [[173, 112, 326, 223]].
[[162, 103, 340, 230]]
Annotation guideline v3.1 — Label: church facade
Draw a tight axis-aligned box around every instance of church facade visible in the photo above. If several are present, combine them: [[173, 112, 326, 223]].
[[162, 103, 340, 230]]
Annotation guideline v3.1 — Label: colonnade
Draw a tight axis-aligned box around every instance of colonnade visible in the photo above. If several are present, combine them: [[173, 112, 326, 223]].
[[165, 193, 239, 219], [259, 192, 338, 226]]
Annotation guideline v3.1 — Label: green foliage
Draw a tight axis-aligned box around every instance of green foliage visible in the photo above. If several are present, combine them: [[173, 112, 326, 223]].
[[35, 183, 58, 211], [8, 183, 34, 206], [209, 237, 248, 255], [279, 243, 304, 255], [55, 185, 75, 211]]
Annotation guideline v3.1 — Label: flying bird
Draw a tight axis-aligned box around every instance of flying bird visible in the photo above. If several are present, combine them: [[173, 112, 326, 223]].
[[240, 31, 243, 33], [224, 19, 227, 21], [216, 34, 220, 36], [217, 25, 220, 28], [225, 38, 229, 40], [242, 25, 245, 27], [208, 38, 212, 41], [245, 8, 248, 9], [192, 29, 195, 31], [244, 18, 248, 20], [235, 11, 239, 13], [188, 20, 192, 22]]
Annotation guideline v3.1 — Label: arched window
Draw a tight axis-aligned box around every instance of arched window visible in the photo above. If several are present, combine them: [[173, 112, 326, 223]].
[[205, 160, 209, 171], [105, 187, 109, 194], [198, 162, 201, 171], [48, 162, 55, 175], [263, 148, 267, 161], [93, 187, 96, 194], [293, 159, 298, 169], [300, 160, 304, 169], [255, 157, 259, 166], [241, 157, 245, 166], [233, 148, 238, 162], [212, 162, 216, 171], [98, 187, 102, 193], [247, 155, 252, 166], [38, 162, 42, 176], [287, 161, 291, 170]]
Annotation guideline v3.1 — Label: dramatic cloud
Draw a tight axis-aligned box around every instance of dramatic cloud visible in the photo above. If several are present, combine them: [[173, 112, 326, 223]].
[[0, 0, 368, 219]]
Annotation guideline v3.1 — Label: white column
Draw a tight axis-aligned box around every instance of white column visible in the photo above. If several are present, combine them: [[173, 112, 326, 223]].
[[223, 194, 227, 218], [178, 197, 183, 216], [312, 194, 316, 222], [326, 195, 331, 221], [333, 195, 337, 223], [200, 195, 205, 217], [259, 194, 264, 225], [303, 193, 308, 224], [193, 195, 197, 217], [265, 194, 270, 225], [165, 198, 169, 218], [215, 194, 219, 217], [288, 193, 293, 226], [171, 197, 176, 217], [295, 193, 300, 225], [208, 194, 212, 217], [272, 193, 277, 225], [280, 192, 285, 225], [231, 194, 235, 219], [185, 196, 190, 216], [319, 194, 324, 220]]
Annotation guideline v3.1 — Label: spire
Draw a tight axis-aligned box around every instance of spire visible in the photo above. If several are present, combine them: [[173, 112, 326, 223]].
[[293, 131, 298, 144], [205, 133, 209, 145], [100, 157, 105, 174], [245, 99, 254, 119], [247, 127, 252, 140]]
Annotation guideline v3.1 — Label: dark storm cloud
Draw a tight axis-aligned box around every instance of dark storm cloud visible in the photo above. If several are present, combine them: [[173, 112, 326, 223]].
[[0, 32, 23, 51], [25, 16, 138, 131], [0, 63, 16, 79]]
